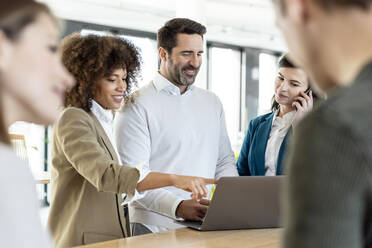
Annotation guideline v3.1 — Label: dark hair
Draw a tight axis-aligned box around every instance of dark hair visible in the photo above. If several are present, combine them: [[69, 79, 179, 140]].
[[157, 18, 206, 53], [278, 54, 295, 68], [271, 54, 309, 111], [62, 33, 142, 112], [0, 0, 53, 144], [278, 0, 372, 12]]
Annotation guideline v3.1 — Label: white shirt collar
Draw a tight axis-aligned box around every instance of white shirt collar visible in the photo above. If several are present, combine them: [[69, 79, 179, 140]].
[[91, 100, 114, 125], [272, 110, 296, 126], [153, 72, 195, 96]]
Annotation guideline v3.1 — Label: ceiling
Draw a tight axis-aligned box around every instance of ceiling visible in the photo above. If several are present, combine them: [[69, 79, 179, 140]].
[[39, 0, 287, 51]]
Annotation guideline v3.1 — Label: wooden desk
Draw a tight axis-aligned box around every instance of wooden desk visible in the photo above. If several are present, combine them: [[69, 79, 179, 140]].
[[75, 228, 282, 248]]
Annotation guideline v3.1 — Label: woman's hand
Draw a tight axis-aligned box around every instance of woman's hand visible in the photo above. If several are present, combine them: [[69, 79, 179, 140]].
[[292, 90, 313, 127], [171, 175, 218, 201]]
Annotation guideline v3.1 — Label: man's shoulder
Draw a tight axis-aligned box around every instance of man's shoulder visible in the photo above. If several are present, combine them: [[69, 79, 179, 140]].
[[123, 83, 157, 109], [312, 79, 372, 124], [135, 82, 157, 99], [299, 80, 372, 144]]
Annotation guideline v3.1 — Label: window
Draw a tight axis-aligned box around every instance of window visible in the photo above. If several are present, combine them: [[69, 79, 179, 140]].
[[120, 35, 158, 88], [258, 53, 278, 115], [208, 46, 242, 151]]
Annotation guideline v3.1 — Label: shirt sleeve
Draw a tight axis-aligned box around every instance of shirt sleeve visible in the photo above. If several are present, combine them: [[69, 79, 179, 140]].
[[114, 102, 184, 218], [214, 98, 239, 179], [283, 113, 370, 248]]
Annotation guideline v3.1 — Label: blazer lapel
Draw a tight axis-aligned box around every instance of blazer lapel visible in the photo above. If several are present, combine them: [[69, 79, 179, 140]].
[[255, 112, 275, 175], [89, 112, 119, 163], [276, 127, 292, 175]]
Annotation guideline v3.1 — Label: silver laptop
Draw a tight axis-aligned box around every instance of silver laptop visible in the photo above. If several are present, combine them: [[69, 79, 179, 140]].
[[176, 176, 283, 231]]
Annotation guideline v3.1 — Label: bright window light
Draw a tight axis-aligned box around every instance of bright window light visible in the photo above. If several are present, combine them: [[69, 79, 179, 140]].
[[209, 47, 241, 151], [258, 53, 277, 115]]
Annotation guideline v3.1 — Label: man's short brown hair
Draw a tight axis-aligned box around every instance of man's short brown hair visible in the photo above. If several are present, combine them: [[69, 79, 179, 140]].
[[157, 18, 206, 54]]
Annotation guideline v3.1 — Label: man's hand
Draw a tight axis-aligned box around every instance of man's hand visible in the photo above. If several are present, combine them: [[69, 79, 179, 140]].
[[176, 199, 210, 221]]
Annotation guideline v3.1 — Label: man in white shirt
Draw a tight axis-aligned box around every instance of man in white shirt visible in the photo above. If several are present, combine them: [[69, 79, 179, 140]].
[[114, 18, 238, 235]]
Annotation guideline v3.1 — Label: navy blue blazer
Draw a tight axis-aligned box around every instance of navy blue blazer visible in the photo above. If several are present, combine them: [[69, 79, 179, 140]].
[[237, 112, 291, 176]]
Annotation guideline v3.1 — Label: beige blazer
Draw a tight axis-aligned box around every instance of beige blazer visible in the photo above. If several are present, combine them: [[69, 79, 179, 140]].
[[48, 107, 140, 247]]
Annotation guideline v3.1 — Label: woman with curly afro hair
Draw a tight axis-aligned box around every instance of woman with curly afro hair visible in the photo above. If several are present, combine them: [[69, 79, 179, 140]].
[[48, 33, 216, 247]]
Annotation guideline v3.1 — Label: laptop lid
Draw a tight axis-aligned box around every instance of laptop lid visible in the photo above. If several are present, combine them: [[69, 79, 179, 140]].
[[178, 176, 283, 231]]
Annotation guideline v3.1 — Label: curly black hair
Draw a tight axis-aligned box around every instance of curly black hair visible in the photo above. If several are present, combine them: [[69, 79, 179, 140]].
[[61, 32, 142, 112]]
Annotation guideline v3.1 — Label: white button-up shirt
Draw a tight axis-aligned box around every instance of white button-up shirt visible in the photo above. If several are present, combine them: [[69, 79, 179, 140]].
[[91, 100, 149, 202], [264, 110, 295, 176], [91, 100, 121, 161], [114, 72, 238, 230]]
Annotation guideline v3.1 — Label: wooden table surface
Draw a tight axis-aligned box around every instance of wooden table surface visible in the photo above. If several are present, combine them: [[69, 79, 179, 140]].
[[75, 228, 282, 248]]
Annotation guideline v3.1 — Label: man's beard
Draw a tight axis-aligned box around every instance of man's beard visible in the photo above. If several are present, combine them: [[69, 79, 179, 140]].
[[168, 59, 200, 87]]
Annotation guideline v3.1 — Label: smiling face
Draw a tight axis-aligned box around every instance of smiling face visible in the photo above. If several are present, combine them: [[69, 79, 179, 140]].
[[94, 68, 127, 110], [161, 33, 203, 88], [0, 13, 74, 126], [274, 67, 309, 107]]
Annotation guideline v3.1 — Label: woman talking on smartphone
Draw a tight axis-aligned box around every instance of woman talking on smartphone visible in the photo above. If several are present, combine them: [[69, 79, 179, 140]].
[[237, 54, 314, 176]]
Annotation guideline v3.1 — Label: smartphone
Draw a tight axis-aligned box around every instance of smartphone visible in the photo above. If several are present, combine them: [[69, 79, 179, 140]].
[[295, 88, 311, 108], [304, 88, 311, 95]]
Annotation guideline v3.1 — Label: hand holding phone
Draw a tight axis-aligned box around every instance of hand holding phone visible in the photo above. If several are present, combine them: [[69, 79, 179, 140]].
[[292, 88, 313, 127], [295, 88, 311, 108]]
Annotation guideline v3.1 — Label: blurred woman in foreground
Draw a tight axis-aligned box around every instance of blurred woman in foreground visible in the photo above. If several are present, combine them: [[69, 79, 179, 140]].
[[0, 0, 74, 247]]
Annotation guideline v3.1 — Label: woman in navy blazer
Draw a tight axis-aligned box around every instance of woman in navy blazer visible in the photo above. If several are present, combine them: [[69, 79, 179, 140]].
[[237, 55, 314, 176]]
